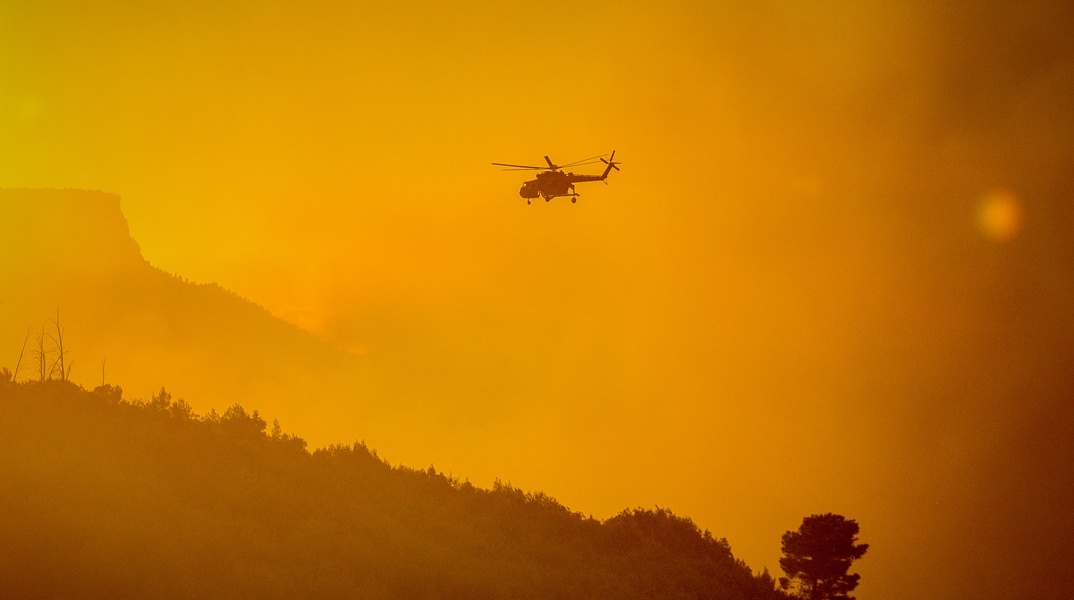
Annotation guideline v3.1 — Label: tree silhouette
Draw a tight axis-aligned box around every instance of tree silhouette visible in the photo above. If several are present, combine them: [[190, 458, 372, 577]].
[[779, 513, 868, 600]]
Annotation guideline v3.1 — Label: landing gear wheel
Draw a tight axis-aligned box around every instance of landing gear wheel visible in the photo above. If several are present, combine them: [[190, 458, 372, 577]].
[[527, 200, 531, 205], [571, 197, 577, 204]]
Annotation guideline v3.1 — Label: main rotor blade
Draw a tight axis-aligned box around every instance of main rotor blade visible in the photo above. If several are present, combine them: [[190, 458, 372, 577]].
[[558, 160, 603, 169], [559, 154, 608, 168], [492, 162, 546, 170], [498, 162, 601, 172]]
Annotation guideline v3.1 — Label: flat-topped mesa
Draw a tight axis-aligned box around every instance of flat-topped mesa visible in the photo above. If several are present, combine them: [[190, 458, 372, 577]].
[[0, 188, 145, 280]]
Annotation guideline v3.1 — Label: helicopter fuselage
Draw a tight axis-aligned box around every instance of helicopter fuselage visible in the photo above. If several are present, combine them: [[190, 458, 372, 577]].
[[520, 170, 607, 200]]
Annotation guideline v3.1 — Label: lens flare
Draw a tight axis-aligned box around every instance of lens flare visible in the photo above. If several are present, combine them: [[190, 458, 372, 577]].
[[977, 190, 1023, 242]]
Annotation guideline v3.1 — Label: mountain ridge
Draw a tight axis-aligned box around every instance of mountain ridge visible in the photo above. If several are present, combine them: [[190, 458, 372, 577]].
[[0, 187, 322, 345], [0, 188, 378, 445]]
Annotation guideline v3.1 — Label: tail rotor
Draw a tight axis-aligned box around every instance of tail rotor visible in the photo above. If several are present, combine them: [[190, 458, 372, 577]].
[[601, 151, 621, 169], [600, 150, 621, 182]]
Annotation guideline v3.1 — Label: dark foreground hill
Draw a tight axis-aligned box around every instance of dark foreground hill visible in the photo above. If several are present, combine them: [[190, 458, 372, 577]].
[[0, 377, 786, 600]]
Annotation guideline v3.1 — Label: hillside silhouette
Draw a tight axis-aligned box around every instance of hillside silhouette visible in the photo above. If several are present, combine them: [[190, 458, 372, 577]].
[[0, 189, 385, 445], [0, 376, 785, 600]]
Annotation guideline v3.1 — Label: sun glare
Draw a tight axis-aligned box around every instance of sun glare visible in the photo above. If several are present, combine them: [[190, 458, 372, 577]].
[[977, 190, 1023, 242]]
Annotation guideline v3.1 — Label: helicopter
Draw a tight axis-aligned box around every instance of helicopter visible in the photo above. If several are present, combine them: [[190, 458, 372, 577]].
[[493, 151, 620, 204]]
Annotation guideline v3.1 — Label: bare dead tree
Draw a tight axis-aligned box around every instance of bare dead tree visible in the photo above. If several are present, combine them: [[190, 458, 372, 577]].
[[17, 311, 75, 384], [50, 308, 69, 382], [46, 358, 59, 381], [34, 326, 48, 381], [13, 326, 30, 382]]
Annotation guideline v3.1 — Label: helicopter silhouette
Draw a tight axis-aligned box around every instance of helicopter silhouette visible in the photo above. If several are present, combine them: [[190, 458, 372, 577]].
[[493, 151, 620, 204]]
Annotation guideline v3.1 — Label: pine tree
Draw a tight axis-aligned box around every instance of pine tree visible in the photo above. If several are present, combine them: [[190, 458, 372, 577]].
[[779, 513, 868, 600]]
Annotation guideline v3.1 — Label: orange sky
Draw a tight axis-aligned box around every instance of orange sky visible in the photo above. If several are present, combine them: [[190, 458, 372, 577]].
[[4, 2, 1074, 598]]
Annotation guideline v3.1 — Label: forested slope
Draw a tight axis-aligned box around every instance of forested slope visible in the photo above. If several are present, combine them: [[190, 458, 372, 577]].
[[0, 377, 784, 600]]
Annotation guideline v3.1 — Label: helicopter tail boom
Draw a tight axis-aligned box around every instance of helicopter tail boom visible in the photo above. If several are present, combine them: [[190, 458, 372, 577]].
[[559, 151, 621, 185]]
